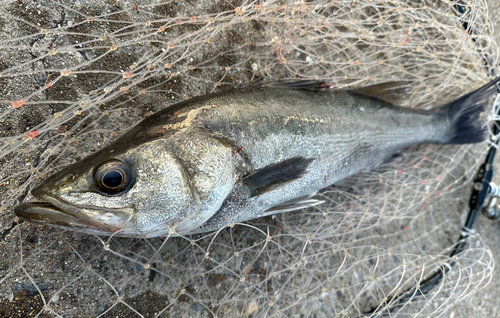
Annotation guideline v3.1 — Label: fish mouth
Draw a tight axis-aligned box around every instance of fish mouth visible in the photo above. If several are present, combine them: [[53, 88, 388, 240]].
[[15, 189, 132, 235]]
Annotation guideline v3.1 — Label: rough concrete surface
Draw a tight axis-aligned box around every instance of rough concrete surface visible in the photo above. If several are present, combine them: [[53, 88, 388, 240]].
[[1, 0, 500, 317]]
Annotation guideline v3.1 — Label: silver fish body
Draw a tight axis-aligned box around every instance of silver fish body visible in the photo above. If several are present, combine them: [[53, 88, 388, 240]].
[[15, 80, 494, 237]]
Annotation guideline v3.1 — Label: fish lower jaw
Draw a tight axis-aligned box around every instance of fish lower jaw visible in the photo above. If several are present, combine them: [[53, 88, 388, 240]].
[[15, 194, 134, 235]]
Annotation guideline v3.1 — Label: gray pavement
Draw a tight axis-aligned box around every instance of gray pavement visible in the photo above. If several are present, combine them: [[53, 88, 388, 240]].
[[1, 0, 500, 317]]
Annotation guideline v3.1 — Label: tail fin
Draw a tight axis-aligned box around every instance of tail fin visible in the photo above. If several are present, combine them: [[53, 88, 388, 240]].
[[439, 77, 499, 144]]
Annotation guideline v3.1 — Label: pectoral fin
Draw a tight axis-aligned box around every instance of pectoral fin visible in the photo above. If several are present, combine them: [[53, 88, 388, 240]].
[[243, 157, 314, 196], [262, 192, 324, 216]]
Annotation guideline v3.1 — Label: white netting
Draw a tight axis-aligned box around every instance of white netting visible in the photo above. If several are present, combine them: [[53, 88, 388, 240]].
[[0, 0, 498, 317]]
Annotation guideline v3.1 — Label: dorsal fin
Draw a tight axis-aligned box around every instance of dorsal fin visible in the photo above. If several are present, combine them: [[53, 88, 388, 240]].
[[264, 80, 331, 91], [348, 81, 412, 106], [237, 77, 264, 88], [238, 79, 329, 90]]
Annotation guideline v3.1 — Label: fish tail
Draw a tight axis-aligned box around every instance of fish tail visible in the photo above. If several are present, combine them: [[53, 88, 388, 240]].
[[438, 77, 499, 144]]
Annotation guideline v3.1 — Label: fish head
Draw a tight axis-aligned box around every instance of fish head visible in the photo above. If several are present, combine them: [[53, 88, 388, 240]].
[[15, 138, 205, 237]]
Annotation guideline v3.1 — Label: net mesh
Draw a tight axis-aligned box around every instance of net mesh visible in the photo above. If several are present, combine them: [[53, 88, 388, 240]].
[[0, 0, 498, 317]]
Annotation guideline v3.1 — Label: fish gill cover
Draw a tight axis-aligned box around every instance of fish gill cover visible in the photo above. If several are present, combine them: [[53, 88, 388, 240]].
[[0, 0, 498, 317]]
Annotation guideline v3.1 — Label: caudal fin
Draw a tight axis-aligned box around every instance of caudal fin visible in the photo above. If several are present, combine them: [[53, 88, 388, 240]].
[[440, 77, 499, 144]]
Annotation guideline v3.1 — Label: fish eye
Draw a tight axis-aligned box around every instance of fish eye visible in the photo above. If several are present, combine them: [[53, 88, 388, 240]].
[[93, 159, 133, 194]]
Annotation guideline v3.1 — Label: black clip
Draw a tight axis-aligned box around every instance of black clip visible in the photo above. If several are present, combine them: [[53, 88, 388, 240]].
[[495, 80, 500, 93]]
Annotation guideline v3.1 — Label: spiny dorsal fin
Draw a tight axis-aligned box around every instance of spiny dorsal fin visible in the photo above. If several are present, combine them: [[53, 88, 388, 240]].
[[237, 77, 265, 88], [243, 157, 314, 196], [348, 81, 412, 106], [264, 80, 331, 91]]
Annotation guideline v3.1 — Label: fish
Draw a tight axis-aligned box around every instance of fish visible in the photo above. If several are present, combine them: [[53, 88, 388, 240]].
[[14, 79, 496, 237]]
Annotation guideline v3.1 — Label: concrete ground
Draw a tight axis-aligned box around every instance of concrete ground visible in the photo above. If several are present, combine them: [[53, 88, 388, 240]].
[[1, 0, 500, 317]]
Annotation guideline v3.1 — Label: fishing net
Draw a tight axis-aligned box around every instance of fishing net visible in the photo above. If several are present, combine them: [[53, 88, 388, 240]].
[[0, 0, 498, 317]]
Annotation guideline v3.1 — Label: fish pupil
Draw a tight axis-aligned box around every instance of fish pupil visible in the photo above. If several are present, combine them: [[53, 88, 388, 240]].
[[102, 170, 123, 188]]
